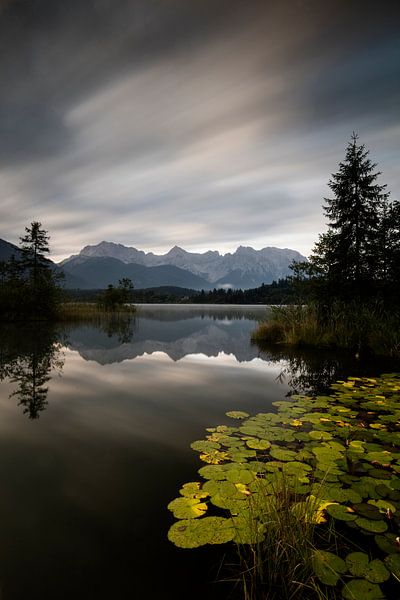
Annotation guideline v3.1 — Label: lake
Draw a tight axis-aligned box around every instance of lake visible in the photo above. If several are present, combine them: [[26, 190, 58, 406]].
[[0, 305, 398, 599]]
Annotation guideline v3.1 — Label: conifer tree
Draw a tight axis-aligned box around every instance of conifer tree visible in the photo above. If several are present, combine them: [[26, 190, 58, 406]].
[[20, 221, 51, 288], [308, 134, 389, 290]]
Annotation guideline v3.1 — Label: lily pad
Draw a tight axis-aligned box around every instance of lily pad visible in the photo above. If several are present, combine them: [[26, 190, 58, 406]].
[[226, 411, 249, 420], [384, 553, 400, 579], [167, 497, 208, 519], [367, 499, 396, 514], [342, 579, 385, 599], [326, 504, 357, 522], [198, 464, 227, 480], [312, 550, 347, 586], [353, 503, 383, 520], [355, 517, 388, 533], [374, 532, 399, 555], [179, 482, 209, 499], [346, 552, 369, 577], [269, 446, 297, 462], [365, 559, 390, 584], [191, 440, 220, 452], [245, 438, 271, 450], [309, 430, 333, 440], [168, 516, 235, 548]]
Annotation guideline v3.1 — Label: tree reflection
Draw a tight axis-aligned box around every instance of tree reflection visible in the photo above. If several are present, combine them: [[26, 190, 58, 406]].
[[253, 341, 400, 396], [100, 315, 135, 344], [0, 324, 65, 419]]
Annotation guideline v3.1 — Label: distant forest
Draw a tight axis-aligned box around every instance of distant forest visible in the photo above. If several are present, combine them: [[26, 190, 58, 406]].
[[66, 278, 295, 305]]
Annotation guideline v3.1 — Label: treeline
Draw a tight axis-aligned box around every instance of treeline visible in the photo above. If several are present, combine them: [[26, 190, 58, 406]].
[[65, 280, 295, 304], [189, 279, 294, 304]]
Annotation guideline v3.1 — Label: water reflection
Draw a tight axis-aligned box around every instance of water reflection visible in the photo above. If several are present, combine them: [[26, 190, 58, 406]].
[[1, 307, 399, 422], [0, 307, 399, 600], [257, 342, 400, 396], [65, 308, 264, 364], [0, 324, 65, 418]]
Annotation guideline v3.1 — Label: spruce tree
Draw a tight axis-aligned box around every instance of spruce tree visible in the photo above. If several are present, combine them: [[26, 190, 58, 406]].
[[18, 221, 63, 317], [20, 221, 51, 288], [310, 134, 389, 290]]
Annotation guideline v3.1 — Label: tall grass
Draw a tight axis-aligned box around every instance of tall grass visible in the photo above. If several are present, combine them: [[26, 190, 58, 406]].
[[230, 478, 335, 600], [57, 302, 136, 321], [252, 302, 400, 357]]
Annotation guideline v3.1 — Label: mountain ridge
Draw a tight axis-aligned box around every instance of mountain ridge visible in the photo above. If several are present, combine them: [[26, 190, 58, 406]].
[[60, 241, 306, 289]]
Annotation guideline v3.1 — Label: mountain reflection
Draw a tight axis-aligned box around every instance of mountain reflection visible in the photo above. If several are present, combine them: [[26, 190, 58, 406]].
[[65, 311, 264, 364], [64, 308, 398, 395], [0, 324, 65, 418], [1, 308, 397, 421]]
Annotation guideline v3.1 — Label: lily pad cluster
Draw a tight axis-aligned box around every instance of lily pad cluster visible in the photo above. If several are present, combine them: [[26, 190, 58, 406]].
[[168, 374, 400, 598]]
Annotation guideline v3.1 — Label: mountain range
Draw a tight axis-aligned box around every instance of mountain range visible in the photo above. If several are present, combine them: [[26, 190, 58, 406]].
[[1, 238, 306, 290], [60, 241, 306, 289]]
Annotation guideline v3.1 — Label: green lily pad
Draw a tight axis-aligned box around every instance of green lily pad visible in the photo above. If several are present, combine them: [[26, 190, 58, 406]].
[[312, 550, 347, 586], [309, 430, 333, 440], [355, 517, 388, 533], [191, 440, 220, 452], [353, 503, 383, 520], [229, 448, 256, 463], [346, 552, 369, 577], [369, 468, 392, 480], [374, 533, 399, 554], [384, 553, 400, 579], [342, 579, 385, 599], [225, 467, 254, 485], [167, 497, 208, 519], [168, 516, 235, 548], [375, 484, 392, 497], [326, 504, 357, 522], [179, 482, 209, 499], [245, 438, 271, 450], [365, 559, 390, 583], [226, 411, 249, 420], [199, 449, 230, 464], [198, 464, 227, 480], [367, 499, 396, 513], [269, 446, 298, 461]]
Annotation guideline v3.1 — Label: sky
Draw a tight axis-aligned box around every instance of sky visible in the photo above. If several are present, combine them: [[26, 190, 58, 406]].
[[0, 0, 399, 262]]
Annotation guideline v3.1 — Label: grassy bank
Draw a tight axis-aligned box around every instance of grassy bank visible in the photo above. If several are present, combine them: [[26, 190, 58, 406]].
[[57, 302, 136, 321], [252, 303, 400, 358]]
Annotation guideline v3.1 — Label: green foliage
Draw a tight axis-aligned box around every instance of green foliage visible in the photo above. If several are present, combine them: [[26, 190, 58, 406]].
[[167, 374, 400, 598], [97, 278, 134, 311], [0, 222, 63, 320]]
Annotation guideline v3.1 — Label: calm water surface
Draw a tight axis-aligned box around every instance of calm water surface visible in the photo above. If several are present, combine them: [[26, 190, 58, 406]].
[[0, 305, 398, 599]]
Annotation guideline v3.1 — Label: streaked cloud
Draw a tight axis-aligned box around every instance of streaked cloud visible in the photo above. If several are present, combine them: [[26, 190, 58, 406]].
[[0, 0, 399, 260]]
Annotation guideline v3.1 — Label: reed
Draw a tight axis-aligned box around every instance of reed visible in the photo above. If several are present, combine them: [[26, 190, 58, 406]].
[[57, 302, 136, 321], [252, 302, 400, 357], [230, 478, 335, 600]]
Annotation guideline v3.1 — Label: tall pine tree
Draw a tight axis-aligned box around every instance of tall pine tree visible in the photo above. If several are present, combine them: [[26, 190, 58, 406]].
[[309, 134, 389, 292], [20, 221, 51, 289]]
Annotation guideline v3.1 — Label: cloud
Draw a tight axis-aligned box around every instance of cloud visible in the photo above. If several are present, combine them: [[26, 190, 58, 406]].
[[0, 0, 399, 259]]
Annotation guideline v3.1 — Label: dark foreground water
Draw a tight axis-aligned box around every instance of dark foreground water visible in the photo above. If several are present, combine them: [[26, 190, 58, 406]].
[[0, 305, 399, 600]]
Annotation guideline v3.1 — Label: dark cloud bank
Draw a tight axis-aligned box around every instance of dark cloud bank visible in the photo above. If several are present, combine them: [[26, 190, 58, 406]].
[[0, 0, 399, 260]]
